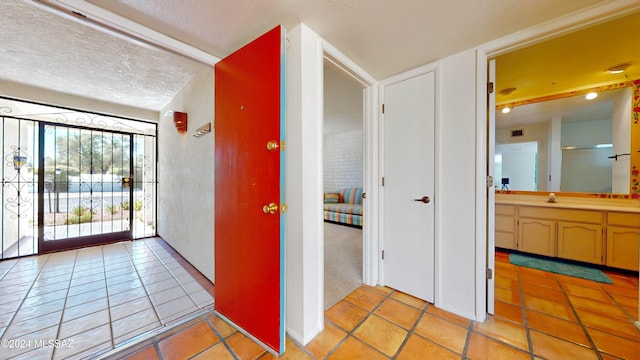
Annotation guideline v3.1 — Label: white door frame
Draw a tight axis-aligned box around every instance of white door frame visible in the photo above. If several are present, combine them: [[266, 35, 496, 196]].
[[322, 41, 379, 286], [474, 0, 640, 321]]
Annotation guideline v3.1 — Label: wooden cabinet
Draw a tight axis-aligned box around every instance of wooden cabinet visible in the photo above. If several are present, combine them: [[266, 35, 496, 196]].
[[495, 205, 516, 249], [516, 206, 602, 258], [518, 218, 557, 256], [557, 222, 603, 264], [496, 203, 616, 265], [606, 212, 640, 271]]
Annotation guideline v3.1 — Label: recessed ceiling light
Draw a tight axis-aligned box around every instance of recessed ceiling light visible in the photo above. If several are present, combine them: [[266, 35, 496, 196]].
[[501, 107, 511, 114], [585, 92, 598, 100], [606, 63, 630, 74]]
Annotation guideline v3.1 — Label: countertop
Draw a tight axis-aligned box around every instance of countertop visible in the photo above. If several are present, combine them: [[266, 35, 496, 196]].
[[496, 195, 640, 213]]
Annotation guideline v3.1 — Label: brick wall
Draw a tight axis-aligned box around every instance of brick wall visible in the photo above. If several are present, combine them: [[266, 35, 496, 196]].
[[323, 130, 363, 192]]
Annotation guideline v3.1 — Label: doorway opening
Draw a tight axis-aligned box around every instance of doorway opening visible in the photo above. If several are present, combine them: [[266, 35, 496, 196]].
[[495, 141, 538, 192], [0, 98, 157, 259], [486, 9, 640, 322], [322, 60, 365, 309]]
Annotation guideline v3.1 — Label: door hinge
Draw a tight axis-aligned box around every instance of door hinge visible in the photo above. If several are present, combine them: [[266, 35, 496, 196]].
[[382, 104, 385, 114], [486, 175, 494, 188], [486, 268, 493, 279], [487, 82, 494, 94], [381, 250, 385, 260], [381, 177, 385, 186], [362, 192, 366, 199]]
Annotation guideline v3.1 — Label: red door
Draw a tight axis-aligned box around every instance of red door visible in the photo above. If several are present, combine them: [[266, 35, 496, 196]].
[[214, 25, 286, 354]]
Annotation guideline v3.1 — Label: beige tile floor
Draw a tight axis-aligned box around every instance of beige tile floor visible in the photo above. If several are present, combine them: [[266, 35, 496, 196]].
[[0, 238, 213, 359], [112, 250, 640, 360]]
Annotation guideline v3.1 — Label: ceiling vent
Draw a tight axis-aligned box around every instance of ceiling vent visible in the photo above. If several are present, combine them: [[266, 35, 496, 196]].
[[511, 129, 524, 137], [499, 87, 517, 96]]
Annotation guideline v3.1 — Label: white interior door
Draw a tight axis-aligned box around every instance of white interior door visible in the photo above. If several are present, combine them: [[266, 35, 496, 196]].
[[382, 71, 435, 302], [487, 59, 496, 314]]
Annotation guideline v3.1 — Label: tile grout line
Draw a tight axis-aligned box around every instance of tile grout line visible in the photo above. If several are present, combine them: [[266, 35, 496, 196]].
[[0, 254, 53, 357], [490, 262, 546, 357], [321, 287, 395, 359], [388, 300, 437, 360], [553, 273, 604, 360], [154, 337, 166, 360], [460, 319, 474, 359], [0, 258, 19, 282], [201, 314, 241, 360], [598, 280, 638, 322], [141, 239, 203, 313], [51, 250, 80, 359], [514, 264, 535, 360], [102, 245, 116, 351], [123, 240, 163, 332], [412, 301, 480, 358], [0, 258, 27, 340], [478, 265, 547, 357]]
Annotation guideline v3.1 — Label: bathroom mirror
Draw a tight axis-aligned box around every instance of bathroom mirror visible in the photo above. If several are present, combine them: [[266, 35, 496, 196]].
[[495, 85, 634, 195], [493, 10, 640, 198]]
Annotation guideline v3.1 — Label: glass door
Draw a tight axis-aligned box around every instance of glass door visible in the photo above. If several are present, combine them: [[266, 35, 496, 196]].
[[39, 123, 133, 252]]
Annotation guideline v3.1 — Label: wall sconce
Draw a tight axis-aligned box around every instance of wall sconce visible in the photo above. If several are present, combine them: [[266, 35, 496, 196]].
[[193, 122, 212, 138], [173, 111, 188, 134]]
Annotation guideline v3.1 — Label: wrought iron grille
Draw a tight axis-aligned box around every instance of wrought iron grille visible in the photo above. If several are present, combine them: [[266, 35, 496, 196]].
[[0, 99, 157, 260], [1, 117, 38, 259]]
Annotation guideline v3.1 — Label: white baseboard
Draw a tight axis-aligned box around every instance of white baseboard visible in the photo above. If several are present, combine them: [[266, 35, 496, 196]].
[[634, 321, 640, 331]]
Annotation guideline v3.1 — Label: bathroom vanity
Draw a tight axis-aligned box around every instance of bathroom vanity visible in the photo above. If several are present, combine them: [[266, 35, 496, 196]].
[[496, 194, 640, 271]]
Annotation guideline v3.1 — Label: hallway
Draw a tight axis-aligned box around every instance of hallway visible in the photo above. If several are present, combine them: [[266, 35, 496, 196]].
[[0, 238, 213, 359], [112, 251, 639, 359], [2, 242, 638, 359]]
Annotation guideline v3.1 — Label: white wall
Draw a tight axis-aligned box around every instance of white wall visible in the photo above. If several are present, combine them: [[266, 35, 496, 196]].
[[158, 67, 215, 281], [561, 118, 613, 192], [323, 130, 363, 192], [285, 23, 324, 345], [561, 118, 612, 146], [436, 49, 478, 320]]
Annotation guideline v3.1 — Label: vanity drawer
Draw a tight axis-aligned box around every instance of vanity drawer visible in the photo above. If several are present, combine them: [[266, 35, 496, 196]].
[[519, 206, 602, 224], [607, 212, 640, 228], [496, 204, 516, 216]]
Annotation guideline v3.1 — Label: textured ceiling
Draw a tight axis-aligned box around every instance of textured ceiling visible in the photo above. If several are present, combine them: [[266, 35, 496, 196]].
[[495, 10, 640, 130], [89, 0, 604, 80], [0, 1, 206, 112], [495, 10, 640, 104], [0, 0, 621, 117]]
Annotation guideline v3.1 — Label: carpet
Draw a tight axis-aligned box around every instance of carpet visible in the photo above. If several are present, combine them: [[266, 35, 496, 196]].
[[324, 222, 363, 309], [509, 253, 613, 284]]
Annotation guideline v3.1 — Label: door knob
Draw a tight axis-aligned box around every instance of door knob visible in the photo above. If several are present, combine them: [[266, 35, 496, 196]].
[[263, 202, 279, 214], [413, 196, 431, 204], [266, 140, 279, 151]]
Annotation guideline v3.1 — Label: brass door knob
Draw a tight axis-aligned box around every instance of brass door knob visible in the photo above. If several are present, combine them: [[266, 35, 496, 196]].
[[266, 140, 279, 151], [263, 202, 279, 214], [413, 196, 431, 204]]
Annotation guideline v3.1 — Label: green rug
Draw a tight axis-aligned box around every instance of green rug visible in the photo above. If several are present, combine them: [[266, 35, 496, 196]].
[[509, 253, 613, 284]]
